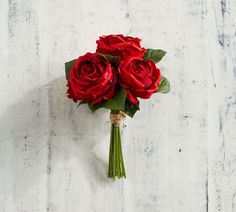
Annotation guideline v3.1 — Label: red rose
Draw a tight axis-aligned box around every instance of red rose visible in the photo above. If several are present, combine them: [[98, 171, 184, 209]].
[[118, 57, 161, 104], [67, 53, 116, 104], [96, 34, 146, 59]]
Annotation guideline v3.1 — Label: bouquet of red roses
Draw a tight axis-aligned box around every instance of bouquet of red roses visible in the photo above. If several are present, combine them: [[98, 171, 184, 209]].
[[65, 34, 170, 179]]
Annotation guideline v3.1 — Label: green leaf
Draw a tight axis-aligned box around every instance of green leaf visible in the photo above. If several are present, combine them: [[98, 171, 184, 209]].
[[77, 100, 88, 108], [123, 101, 140, 118], [144, 49, 166, 63], [103, 88, 126, 110], [157, 76, 170, 93], [86, 88, 127, 113], [98, 53, 120, 64], [65, 59, 76, 80], [88, 102, 103, 112]]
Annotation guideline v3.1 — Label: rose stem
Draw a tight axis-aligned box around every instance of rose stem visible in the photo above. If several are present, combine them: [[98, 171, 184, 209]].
[[119, 126, 123, 178], [118, 126, 126, 178], [108, 124, 113, 177], [118, 127, 123, 178], [109, 110, 125, 179], [112, 124, 116, 179], [117, 127, 122, 177], [116, 126, 121, 178]]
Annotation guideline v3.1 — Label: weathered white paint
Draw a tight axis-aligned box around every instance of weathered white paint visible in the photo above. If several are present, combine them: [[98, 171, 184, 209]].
[[0, 0, 236, 211]]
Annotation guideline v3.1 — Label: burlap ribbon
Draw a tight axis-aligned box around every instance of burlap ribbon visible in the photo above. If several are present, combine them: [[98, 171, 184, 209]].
[[110, 111, 126, 126]]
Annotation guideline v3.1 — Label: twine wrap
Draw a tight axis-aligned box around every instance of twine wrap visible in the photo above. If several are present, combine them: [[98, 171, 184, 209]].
[[110, 111, 126, 126]]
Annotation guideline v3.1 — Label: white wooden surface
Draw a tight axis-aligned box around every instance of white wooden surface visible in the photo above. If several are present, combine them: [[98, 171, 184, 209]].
[[0, 0, 236, 211]]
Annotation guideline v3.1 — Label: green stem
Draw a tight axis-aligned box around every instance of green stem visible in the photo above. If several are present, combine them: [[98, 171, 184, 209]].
[[116, 126, 121, 178], [118, 126, 126, 178], [108, 110, 126, 179], [116, 127, 121, 178], [108, 125, 113, 178], [112, 124, 116, 179]]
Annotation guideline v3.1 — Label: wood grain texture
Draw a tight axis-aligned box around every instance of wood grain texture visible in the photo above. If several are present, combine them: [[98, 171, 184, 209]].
[[0, 0, 236, 211]]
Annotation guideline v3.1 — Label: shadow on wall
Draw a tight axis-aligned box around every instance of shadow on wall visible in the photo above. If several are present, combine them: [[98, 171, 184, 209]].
[[0, 76, 114, 197]]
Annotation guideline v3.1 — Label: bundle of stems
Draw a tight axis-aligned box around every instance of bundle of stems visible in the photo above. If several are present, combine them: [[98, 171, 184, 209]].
[[108, 110, 126, 179]]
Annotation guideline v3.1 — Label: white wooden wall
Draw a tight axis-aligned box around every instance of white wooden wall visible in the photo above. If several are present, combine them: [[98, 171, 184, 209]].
[[0, 0, 236, 211]]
